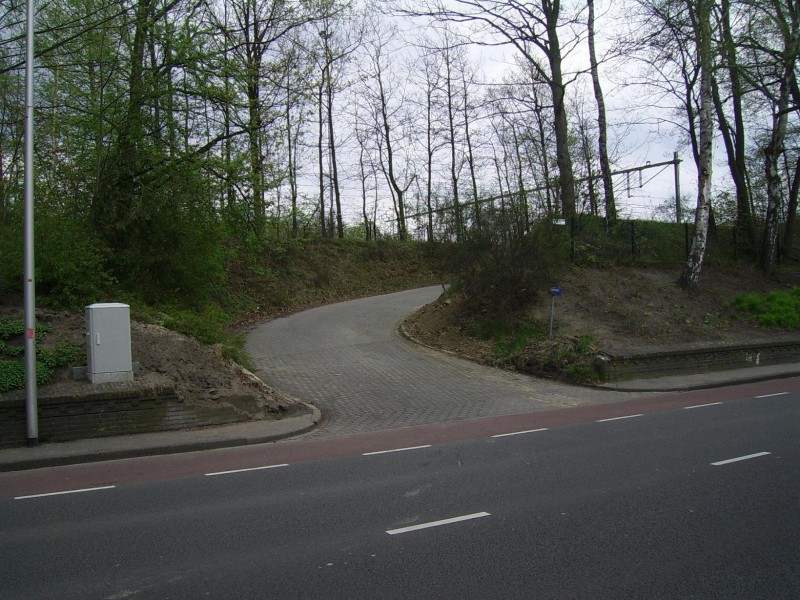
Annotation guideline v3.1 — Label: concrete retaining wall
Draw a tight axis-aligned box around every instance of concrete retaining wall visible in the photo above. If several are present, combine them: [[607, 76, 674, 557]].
[[594, 339, 800, 382], [0, 386, 253, 448]]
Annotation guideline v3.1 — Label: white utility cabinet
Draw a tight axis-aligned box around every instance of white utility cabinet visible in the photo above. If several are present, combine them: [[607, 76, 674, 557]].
[[86, 303, 133, 384]]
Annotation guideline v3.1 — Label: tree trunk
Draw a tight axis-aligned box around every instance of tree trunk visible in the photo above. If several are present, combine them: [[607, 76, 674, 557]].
[[444, 48, 463, 241], [425, 84, 435, 242], [587, 0, 616, 221], [93, 0, 153, 236], [326, 60, 343, 238], [782, 151, 800, 260], [317, 72, 327, 238], [715, 0, 755, 257], [358, 140, 371, 241], [462, 72, 480, 232], [285, 72, 298, 238], [679, 0, 713, 290], [544, 1, 577, 219], [761, 1, 799, 274], [376, 65, 407, 241], [532, 83, 554, 219]]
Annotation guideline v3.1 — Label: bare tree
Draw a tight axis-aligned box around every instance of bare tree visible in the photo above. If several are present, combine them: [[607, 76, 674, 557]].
[[712, 0, 756, 255], [744, 0, 800, 274], [406, 0, 581, 219], [363, 27, 416, 240], [412, 42, 445, 242], [587, 0, 616, 221], [314, 4, 364, 238]]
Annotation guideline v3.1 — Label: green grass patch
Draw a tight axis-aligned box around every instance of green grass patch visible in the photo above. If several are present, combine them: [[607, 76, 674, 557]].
[[154, 305, 253, 370], [732, 287, 800, 329], [162, 304, 231, 345]]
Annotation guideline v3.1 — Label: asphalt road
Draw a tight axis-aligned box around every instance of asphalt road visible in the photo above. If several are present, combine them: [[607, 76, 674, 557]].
[[2, 391, 798, 599], [244, 287, 640, 436]]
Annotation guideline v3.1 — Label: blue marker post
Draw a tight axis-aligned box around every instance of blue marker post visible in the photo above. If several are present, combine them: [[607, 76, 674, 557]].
[[548, 287, 562, 340]]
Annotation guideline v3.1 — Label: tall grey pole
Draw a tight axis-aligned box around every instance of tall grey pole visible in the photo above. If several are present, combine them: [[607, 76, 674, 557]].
[[24, 0, 38, 446], [673, 151, 681, 223]]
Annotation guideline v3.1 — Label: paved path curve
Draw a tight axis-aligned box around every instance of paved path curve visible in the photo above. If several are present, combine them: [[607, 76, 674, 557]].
[[245, 287, 646, 437]]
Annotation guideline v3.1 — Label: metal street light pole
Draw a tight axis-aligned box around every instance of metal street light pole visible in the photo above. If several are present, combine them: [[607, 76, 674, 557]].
[[24, 0, 38, 446]]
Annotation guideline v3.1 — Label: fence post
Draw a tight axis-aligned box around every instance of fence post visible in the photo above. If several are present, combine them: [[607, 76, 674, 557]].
[[630, 220, 636, 263]]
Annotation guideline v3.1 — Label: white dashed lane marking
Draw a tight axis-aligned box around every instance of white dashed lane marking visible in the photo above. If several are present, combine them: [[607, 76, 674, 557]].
[[683, 402, 723, 410], [363, 445, 432, 456], [386, 512, 491, 535], [711, 452, 771, 466], [15, 485, 116, 500], [205, 464, 288, 476], [596, 414, 644, 423], [491, 428, 548, 438]]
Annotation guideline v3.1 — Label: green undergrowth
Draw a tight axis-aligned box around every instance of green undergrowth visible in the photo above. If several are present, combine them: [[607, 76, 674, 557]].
[[466, 313, 600, 383], [732, 287, 800, 329], [3, 239, 442, 380], [122, 240, 442, 369], [132, 303, 252, 370], [0, 317, 83, 393]]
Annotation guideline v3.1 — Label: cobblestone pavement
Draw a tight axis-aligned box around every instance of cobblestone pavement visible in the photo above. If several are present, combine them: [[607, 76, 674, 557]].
[[245, 287, 649, 437]]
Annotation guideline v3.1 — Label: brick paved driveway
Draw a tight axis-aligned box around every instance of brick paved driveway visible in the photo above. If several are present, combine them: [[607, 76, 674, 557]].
[[245, 287, 644, 436]]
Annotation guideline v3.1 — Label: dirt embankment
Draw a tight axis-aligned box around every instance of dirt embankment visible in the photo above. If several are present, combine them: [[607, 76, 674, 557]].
[[403, 265, 800, 370], [4, 264, 798, 405], [0, 306, 296, 415]]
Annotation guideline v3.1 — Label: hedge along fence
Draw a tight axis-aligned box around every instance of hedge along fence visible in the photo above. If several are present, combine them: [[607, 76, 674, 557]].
[[560, 216, 773, 267]]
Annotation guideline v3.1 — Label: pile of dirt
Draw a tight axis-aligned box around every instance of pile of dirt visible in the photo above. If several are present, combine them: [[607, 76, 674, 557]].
[[403, 264, 800, 369], [0, 306, 297, 416]]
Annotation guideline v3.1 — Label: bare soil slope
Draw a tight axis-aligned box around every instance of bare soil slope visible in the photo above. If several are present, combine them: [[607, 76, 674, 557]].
[[4, 265, 798, 405], [404, 265, 800, 368], [0, 306, 296, 415]]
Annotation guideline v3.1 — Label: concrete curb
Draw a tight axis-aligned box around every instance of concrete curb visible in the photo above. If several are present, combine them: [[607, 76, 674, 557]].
[[0, 403, 321, 473], [400, 320, 800, 394], [596, 367, 800, 392]]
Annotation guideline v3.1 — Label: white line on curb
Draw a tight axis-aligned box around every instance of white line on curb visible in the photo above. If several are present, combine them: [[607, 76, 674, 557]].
[[387, 512, 491, 535], [491, 428, 548, 438], [15, 485, 116, 500], [711, 452, 771, 466], [205, 464, 288, 476], [683, 402, 723, 410], [597, 414, 644, 423], [363, 445, 432, 456], [756, 392, 789, 399]]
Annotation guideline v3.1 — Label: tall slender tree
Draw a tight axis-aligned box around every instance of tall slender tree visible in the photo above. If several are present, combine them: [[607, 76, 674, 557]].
[[679, 0, 714, 289]]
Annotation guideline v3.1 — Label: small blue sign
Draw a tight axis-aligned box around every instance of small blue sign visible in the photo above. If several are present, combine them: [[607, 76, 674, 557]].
[[548, 287, 562, 297]]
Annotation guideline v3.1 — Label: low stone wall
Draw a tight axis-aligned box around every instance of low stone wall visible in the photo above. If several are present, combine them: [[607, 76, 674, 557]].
[[0, 385, 253, 448], [594, 338, 800, 382]]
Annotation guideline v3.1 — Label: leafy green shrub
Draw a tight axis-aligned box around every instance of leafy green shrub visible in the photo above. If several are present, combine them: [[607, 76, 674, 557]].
[[0, 318, 24, 338], [0, 318, 81, 392], [0, 360, 53, 393], [732, 287, 800, 329], [0, 341, 24, 357], [37, 344, 83, 371], [448, 225, 569, 317], [35, 213, 115, 309]]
